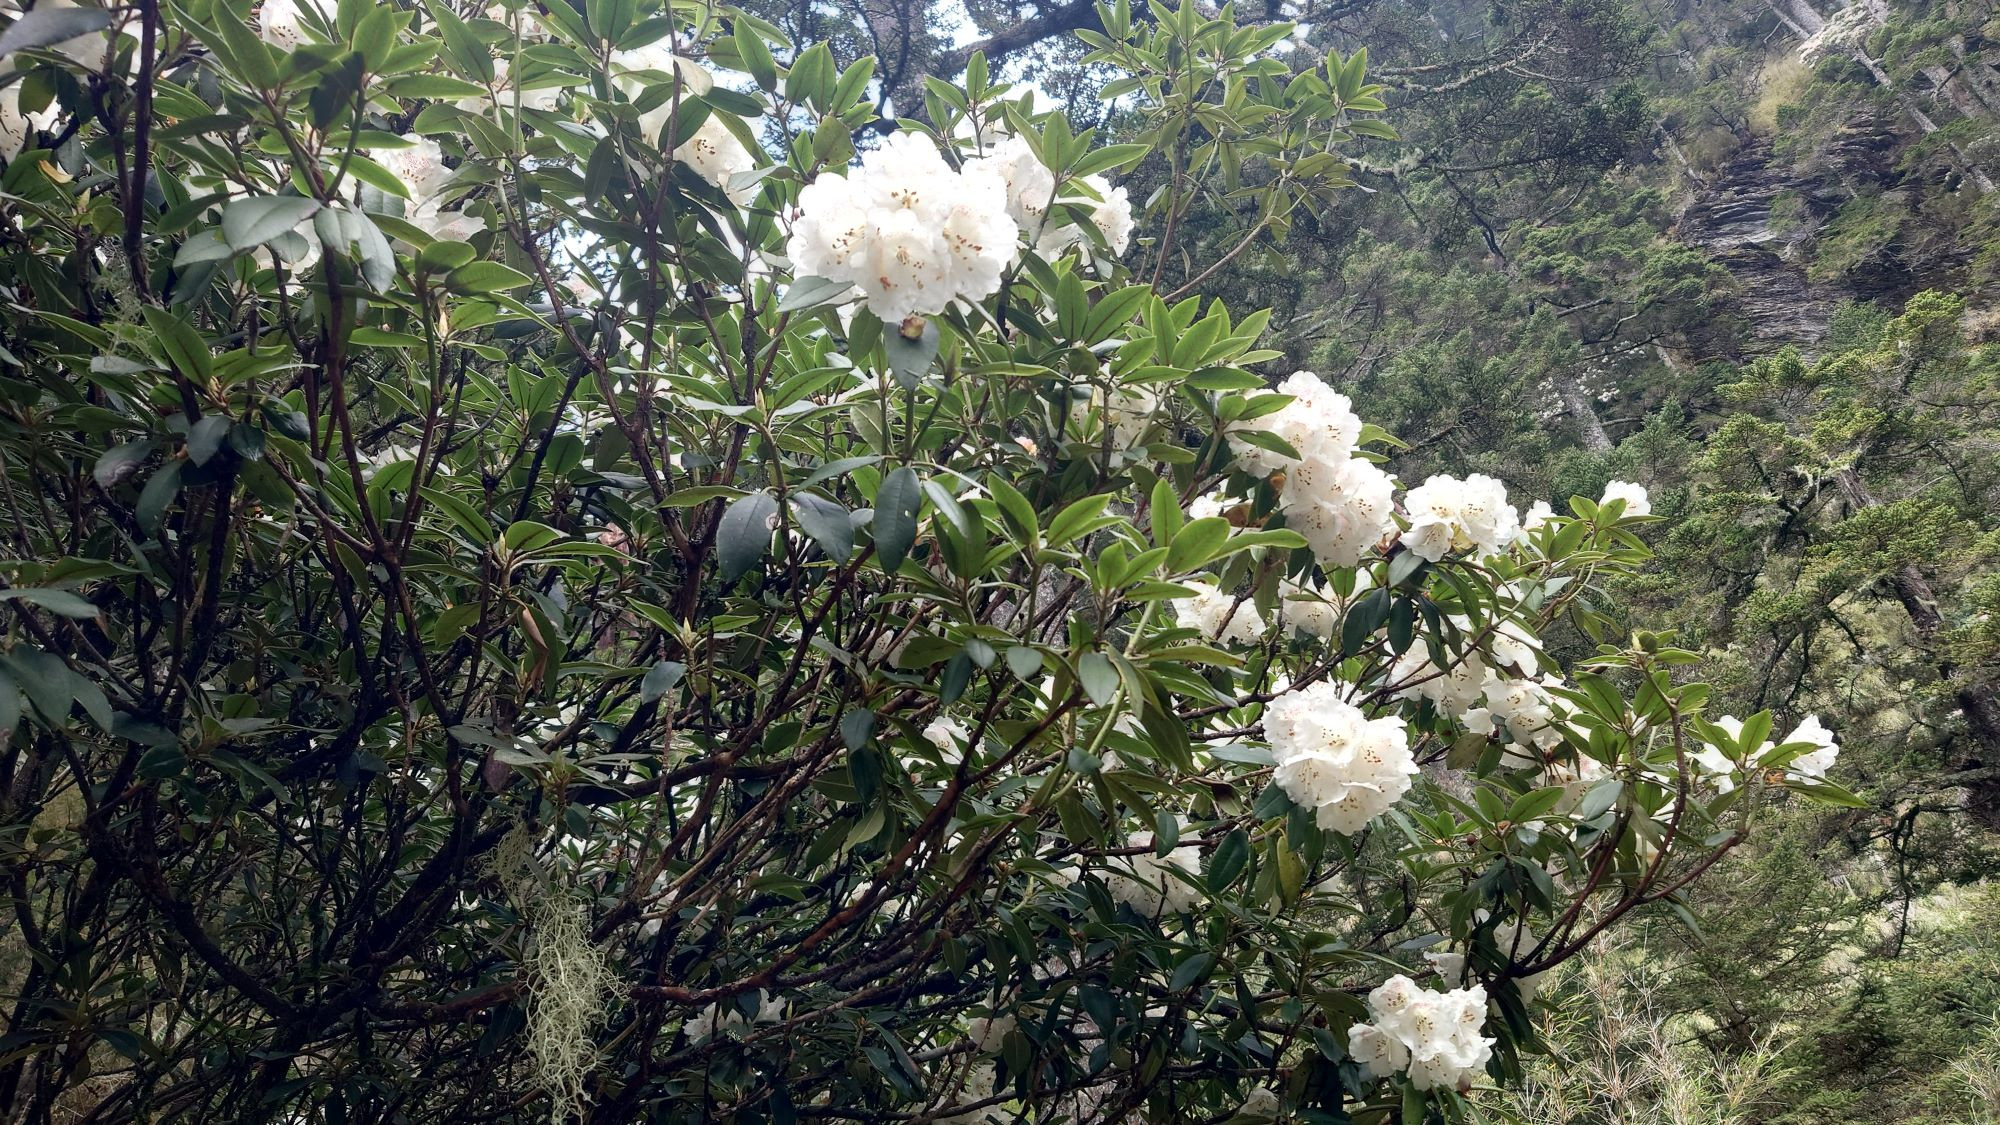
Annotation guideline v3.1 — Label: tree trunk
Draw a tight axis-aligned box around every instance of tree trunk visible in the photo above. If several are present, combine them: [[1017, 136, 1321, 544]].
[[1559, 375, 1614, 452]]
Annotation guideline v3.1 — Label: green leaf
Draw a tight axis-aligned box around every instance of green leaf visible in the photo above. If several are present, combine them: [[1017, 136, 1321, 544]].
[[140, 307, 213, 382], [221, 196, 322, 252], [186, 415, 231, 467], [872, 468, 921, 572], [384, 74, 489, 98], [1386, 549, 1427, 589], [1340, 587, 1390, 657], [1164, 516, 1230, 574], [717, 490, 778, 582], [840, 708, 875, 751], [733, 21, 777, 92], [93, 441, 152, 489], [136, 461, 184, 535], [1573, 777, 1622, 821], [986, 477, 1038, 545], [500, 520, 565, 553], [1005, 646, 1043, 680], [1167, 952, 1213, 992], [1207, 828, 1250, 892], [1784, 778, 1871, 809], [446, 261, 535, 294], [883, 318, 939, 390], [790, 493, 853, 563], [1046, 493, 1111, 549], [778, 274, 854, 312], [639, 661, 685, 705], [0, 5, 109, 56], [0, 588, 100, 619], [1077, 652, 1117, 706]]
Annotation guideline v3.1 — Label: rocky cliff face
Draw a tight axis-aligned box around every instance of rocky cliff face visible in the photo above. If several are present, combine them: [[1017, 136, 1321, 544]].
[[1676, 139, 1840, 355], [1674, 103, 1948, 357]]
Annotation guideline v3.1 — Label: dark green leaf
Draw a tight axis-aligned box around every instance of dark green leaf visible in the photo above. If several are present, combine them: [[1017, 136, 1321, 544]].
[[717, 491, 779, 582]]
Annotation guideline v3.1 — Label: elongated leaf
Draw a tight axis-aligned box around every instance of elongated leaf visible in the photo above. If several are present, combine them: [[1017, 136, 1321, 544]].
[[1077, 652, 1118, 706], [0, 6, 108, 57], [777, 274, 853, 312], [718, 490, 778, 582], [0, 588, 100, 619], [790, 493, 853, 563], [186, 415, 230, 466], [222, 196, 322, 252], [872, 468, 921, 572], [1207, 828, 1249, 892], [93, 441, 151, 489]]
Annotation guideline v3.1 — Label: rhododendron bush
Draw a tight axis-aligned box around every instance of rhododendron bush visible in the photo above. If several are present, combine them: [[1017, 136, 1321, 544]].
[[0, 0, 1869, 1120]]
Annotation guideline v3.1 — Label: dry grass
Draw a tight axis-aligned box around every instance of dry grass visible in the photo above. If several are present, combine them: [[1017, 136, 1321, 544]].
[[1749, 53, 1814, 135]]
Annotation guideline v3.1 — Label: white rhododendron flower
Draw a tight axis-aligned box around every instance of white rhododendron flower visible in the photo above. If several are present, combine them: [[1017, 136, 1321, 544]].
[[1523, 500, 1555, 530], [1488, 620, 1541, 676], [258, 0, 319, 48], [921, 715, 969, 764], [1426, 913, 1547, 1004], [1599, 479, 1651, 518], [1238, 1086, 1280, 1116], [1265, 681, 1417, 833], [1229, 371, 1397, 567], [1348, 974, 1495, 1091], [1035, 174, 1134, 257], [965, 1012, 1015, 1053], [972, 135, 1056, 235], [1071, 382, 1160, 448], [367, 137, 486, 239], [1175, 580, 1267, 645], [968, 137, 1135, 258], [610, 38, 709, 103], [1278, 578, 1339, 640], [686, 990, 783, 1042], [454, 59, 563, 115], [1463, 674, 1565, 752], [1231, 370, 1364, 477], [1781, 714, 1839, 779], [674, 114, 758, 202], [1391, 644, 1490, 715], [1692, 743, 1740, 792], [1402, 473, 1520, 561], [1103, 830, 1203, 916], [0, 85, 57, 162], [788, 132, 1016, 323], [1187, 491, 1230, 522]]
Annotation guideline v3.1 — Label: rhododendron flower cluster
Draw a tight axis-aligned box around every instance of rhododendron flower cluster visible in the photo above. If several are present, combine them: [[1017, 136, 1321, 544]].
[[787, 133, 1017, 323], [1402, 473, 1521, 561], [1103, 830, 1203, 917], [1783, 715, 1840, 779], [1390, 643, 1491, 715], [1600, 479, 1651, 517], [1347, 975, 1496, 1092], [1697, 714, 1840, 791], [1265, 681, 1418, 833], [672, 115, 759, 202], [1175, 580, 1268, 645], [969, 135, 1135, 258], [1464, 674, 1566, 752], [368, 137, 485, 240], [1229, 371, 1398, 567]]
